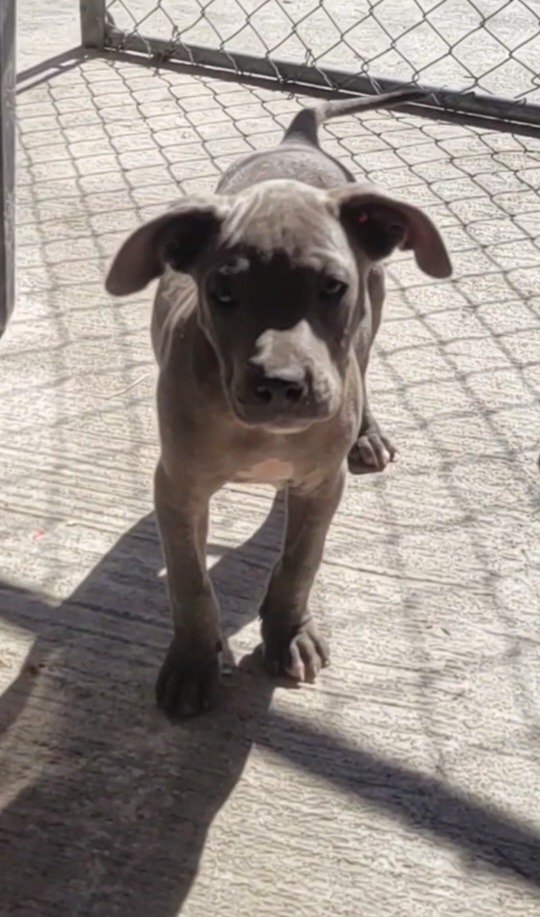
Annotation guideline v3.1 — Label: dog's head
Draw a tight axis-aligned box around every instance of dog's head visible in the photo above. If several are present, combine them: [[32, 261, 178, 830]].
[[106, 179, 451, 432]]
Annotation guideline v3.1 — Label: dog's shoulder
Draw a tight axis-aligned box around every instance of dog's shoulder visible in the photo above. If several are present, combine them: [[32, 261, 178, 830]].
[[217, 144, 355, 195]]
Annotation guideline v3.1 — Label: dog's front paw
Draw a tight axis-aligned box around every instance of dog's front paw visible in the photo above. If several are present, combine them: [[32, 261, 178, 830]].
[[156, 636, 222, 718], [261, 617, 329, 683], [348, 424, 398, 475]]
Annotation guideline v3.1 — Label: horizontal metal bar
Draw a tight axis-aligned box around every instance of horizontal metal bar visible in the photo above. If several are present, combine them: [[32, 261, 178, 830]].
[[98, 46, 540, 140], [105, 27, 540, 132]]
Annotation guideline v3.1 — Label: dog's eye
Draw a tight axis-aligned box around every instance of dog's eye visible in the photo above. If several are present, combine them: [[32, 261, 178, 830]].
[[321, 277, 348, 300], [212, 281, 236, 306]]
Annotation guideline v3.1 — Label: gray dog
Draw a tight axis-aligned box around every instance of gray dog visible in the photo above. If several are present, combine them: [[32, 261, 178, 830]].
[[106, 88, 452, 717]]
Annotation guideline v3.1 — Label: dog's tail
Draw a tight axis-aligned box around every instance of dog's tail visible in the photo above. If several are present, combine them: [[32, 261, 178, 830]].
[[282, 88, 426, 146]]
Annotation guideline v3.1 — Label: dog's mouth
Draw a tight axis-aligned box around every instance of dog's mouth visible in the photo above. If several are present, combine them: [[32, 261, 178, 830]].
[[230, 396, 333, 432]]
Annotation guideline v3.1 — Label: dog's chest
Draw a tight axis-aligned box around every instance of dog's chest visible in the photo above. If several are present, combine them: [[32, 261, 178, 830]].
[[234, 458, 294, 485]]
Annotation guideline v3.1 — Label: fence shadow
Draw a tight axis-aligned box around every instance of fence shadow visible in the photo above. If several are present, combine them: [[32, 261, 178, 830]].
[[0, 499, 282, 916], [0, 498, 540, 916]]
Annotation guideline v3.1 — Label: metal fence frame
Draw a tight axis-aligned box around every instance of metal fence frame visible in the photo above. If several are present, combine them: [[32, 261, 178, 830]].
[[81, 0, 540, 136], [0, 0, 16, 338], [3, 0, 539, 337]]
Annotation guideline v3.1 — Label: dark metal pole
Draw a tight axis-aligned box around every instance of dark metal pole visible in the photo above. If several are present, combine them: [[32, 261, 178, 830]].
[[80, 0, 106, 49], [0, 0, 16, 338]]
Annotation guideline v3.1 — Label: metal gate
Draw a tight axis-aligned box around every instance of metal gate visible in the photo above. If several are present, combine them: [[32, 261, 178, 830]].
[[82, 0, 540, 134], [0, 0, 15, 338]]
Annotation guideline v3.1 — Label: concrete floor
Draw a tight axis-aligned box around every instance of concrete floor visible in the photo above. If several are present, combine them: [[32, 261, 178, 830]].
[[1, 4, 540, 916]]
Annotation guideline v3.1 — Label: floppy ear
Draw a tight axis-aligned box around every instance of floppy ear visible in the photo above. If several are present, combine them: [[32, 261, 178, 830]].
[[333, 185, 452, 279], [105, 198, 227, 296]]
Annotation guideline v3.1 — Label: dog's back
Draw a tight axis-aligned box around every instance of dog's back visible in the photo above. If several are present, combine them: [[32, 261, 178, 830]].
[[218, 88, 424, 195]]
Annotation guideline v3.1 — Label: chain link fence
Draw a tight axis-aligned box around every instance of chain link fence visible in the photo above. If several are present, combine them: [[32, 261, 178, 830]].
[[82, 0, 540, 132]]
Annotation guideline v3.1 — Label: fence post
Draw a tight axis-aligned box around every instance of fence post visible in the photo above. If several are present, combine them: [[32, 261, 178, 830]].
[[0, 0, 15, 338], [80, 0, 106, 49]]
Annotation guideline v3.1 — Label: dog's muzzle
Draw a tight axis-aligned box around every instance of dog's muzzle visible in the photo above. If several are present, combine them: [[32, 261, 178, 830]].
[[232, 364, 333, 429]]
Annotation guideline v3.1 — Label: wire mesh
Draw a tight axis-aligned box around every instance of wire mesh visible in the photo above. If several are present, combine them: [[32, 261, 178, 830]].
[[101, 0, 540, 127]]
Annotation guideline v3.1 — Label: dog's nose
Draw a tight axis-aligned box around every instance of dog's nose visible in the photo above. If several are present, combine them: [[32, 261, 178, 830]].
[[252, 369, 307, 409]]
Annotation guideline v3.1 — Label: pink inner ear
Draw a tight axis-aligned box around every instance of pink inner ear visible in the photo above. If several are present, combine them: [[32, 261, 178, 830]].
[[357, 211, 369, 224]]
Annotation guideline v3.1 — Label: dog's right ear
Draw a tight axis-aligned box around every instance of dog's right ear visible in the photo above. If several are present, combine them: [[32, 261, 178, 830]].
[[333, 184, 452, 279], [105, 198, 228, 296]]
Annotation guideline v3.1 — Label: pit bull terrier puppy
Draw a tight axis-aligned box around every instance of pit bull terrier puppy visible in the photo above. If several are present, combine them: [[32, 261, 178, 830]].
[[106, 88, 452, 717]]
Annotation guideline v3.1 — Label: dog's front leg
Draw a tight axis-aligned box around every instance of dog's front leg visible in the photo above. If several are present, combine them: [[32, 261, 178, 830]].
[[154, 460, 221, 717], [349, 381, 398, 475], [348, 264, 398, 475], [260, 468, 345, 682]]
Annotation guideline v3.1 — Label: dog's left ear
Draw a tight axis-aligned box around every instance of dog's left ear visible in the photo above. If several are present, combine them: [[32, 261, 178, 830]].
[[333, 185, 452, 279], [105, 196, 229, 296]]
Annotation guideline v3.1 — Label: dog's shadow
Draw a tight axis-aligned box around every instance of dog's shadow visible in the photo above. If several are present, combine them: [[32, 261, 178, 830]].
[[0, 494, 286, 916], [1, 492, 540, 916]]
